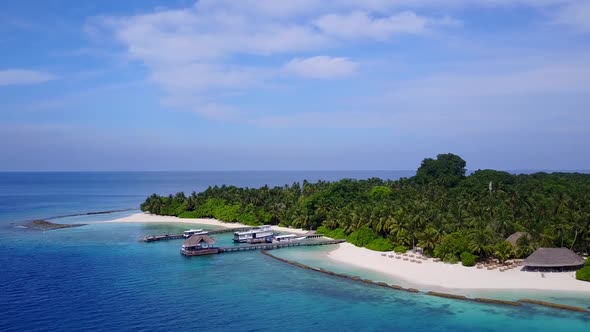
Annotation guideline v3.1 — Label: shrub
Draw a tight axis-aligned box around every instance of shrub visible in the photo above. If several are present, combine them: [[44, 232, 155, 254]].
[[576, 266, 590, 282], [329, 228, 347, 239], [433, 232, 468, 259], [443, 253, 459, 264], [316, 225, 330, 234], [347, 226, 378, 247], [178, 211, 198, 218], [394, 245, 408, 253], [366, 238, 394, 252], [460, 252, 477, 267], [586, 258, 590, 267], [316, 226, 347, 239]]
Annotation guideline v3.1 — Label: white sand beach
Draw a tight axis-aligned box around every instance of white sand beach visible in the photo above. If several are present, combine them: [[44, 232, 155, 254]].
[[108, 212, 310, 235], [328, 243, 590, 293], [108, 213, 590, 293]]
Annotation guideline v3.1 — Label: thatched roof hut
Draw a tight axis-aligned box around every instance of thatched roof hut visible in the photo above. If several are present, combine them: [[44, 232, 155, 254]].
[[182, 234, 216, 249], [523, 248, 585, 270], [506, 232, 530, 248]]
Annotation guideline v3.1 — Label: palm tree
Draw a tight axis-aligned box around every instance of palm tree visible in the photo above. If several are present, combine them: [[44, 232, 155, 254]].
[[292, 208, 310, 229], [468, 227, 493, 257], [494, 241, 514, 264], [515, 235, 535, 258], [551, 220, 572, 248], [536, 226, 556, 248], [418, 226, 440, 255]]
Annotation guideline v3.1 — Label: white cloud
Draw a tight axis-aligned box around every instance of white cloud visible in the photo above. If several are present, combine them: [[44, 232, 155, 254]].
[[0, 69, 54, 86], [314, 10, 463, 40], [314, 11, 431, 40], [88, 1, 461, 119], [193, 0, 574, 17], [196, 0, 322, 18], [101, 7, 328, 66], [251, 55, 590, 132], [87, 0, 586, 123], [284, 56, 358, 79]]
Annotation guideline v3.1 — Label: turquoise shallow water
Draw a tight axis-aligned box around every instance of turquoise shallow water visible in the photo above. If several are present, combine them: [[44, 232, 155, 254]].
[[272, 246, 590, 308], [1, 172, 590, 331], [2, 222, 590, 332]]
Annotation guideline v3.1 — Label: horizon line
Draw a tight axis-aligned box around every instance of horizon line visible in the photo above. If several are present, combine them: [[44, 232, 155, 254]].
[[1, 169, 589, 173]]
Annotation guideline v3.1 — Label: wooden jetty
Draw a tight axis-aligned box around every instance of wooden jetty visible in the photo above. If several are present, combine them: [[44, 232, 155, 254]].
[[217, 239, 345, 253], [142, 234, 185, 242], [141, 227, 255, 242]]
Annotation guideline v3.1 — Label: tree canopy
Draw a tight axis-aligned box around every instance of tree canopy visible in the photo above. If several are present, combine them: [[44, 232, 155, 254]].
[[414, 153, 466, 187], [141, 154, 590, 261]]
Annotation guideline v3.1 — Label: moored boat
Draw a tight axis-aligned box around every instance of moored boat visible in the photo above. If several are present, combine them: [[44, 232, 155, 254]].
[[183, 229, 208, 238], [273, 234, 306, 243], [233, 225, 273, 243]]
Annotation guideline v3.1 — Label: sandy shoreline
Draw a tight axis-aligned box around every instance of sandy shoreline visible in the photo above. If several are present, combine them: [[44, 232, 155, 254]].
[[107, 213, 590, 294], [327, 243, 590, 293], [107, 212, 310, 235]]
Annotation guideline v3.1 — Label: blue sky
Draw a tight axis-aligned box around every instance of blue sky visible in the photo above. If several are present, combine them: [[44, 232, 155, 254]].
[[1, 0, 589, 171]]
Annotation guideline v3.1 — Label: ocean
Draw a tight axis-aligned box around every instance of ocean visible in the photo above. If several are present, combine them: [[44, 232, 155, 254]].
[[0, 171, 589, 332]]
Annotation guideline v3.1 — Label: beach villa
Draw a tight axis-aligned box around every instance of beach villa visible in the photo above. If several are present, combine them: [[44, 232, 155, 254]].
[[506, 232, 531, 248], [522, 248, 586, 272]]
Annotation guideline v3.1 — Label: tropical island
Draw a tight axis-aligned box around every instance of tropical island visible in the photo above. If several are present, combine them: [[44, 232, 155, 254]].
[[139, 153, 590, 284]]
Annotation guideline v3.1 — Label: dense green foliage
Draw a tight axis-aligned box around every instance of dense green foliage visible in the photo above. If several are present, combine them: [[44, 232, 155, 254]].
[[414, 153, 467, 187], [316, 226, 347, 240], [433, 232, 468, 262], [515, 235, 535, 258], [576, 266, 590, 282], [142, 194, 270, 226], [394, 245, 409, 253], [365, 238, 394, 252], [443, 253, 459, 264], [316, 225, 393, 251], [141, 153, 590, 260], [346, 226, 379, 247], [494, 241, 514, 263], [460, 252, 478, 267]]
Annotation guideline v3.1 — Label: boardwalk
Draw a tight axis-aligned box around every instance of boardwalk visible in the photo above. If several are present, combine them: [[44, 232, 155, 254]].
[[217, 239, 345, 253], [141, 226, 255, 242]]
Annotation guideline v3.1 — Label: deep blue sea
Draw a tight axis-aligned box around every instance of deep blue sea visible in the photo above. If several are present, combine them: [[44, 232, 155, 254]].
[[1, 172, 589, 332]]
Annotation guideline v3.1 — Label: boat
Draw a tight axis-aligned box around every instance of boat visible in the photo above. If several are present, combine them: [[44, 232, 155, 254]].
[[273, 234, 306, 243], [233, 225, 273, 243], [183, 229, 208, 238]]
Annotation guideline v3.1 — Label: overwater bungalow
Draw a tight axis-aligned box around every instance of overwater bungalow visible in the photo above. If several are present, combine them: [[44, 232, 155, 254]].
[[181, 234, 219, 256], [522, 248, 585, 272]]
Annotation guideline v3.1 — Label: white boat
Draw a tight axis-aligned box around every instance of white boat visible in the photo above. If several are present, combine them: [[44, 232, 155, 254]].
[[233, 225, 273, 243], [183, 229, 208, 238], [273, 234, 306, 243]]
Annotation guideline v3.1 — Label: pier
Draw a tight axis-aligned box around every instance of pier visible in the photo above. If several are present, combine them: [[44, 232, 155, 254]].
[[141, 227, 255, 242], [217, 239, 345, 253]]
